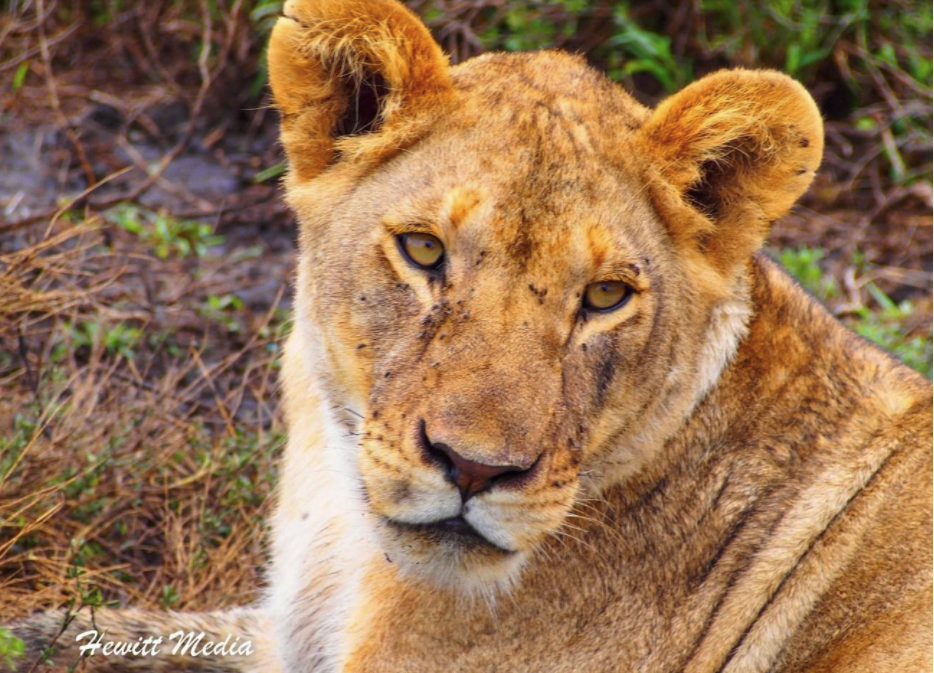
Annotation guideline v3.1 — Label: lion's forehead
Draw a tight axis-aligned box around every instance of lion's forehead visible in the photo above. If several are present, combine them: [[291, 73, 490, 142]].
[[449, 51, 649, 131]]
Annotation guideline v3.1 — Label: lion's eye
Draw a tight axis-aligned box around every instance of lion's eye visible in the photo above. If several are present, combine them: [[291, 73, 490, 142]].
[[398, 233, 445, 270], [583, 281, 632, 312]]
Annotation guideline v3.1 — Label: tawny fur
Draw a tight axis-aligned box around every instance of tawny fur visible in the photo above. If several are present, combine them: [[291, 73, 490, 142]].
[[10, 1, 931, 671]]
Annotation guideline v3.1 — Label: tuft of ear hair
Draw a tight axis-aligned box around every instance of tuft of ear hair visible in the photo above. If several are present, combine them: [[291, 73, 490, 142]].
[[638, 69, 824, 273], [268, 0, 451, 181]]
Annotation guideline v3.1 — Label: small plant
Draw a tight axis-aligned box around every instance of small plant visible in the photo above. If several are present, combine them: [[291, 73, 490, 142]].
[[147, 330, 182, 358], [0, 414, 37, 482], [106, 204, 224, 259], [698, 0, 870, 80], [777, 247, 839, 301], [198, 293, 245, 333], [65, 320, 143, 359], [258, 306, 293, 343], [160, 585, 180, 607], [852, 283, 933, 378], [606, 5, 691, 92], [0, 627, 25, 671], [778, 247, 932, 377], [195, 426, 284, 543]]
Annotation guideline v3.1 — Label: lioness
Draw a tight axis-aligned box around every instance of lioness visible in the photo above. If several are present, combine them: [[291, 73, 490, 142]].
[[10, 0, 932, 671]]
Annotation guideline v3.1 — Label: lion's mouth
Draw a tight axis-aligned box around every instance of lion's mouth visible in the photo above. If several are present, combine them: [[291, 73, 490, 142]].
[[384, 515, 514, 554]]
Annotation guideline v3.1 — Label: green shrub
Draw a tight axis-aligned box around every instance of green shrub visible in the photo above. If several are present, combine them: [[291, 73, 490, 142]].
[[778, 246, 932, 377]]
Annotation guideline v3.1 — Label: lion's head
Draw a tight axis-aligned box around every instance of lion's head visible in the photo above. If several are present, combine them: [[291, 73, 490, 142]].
[[269, 0, 822, 591]]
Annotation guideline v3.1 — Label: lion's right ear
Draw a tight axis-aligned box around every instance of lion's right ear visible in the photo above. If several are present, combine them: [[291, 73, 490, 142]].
[[267, 0, 450, 181]]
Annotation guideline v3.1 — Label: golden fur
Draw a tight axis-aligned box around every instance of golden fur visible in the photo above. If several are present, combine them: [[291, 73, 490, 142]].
[[9, 1, 932, 671]]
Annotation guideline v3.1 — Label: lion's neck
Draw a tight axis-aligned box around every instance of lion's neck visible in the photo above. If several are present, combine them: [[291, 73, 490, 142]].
[[267, 325, 382, 672]]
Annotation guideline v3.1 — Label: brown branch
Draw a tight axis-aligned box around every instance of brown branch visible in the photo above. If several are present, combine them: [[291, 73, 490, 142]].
[[35, 0, 96, 186]]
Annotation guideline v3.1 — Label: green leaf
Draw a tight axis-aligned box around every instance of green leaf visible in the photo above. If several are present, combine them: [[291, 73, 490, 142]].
[[12, 62, 28, 90], [866, 281, 897, 311], [0, 626, 26, 669], [253, 161, 287, 183], [785, 43, 802, 75]]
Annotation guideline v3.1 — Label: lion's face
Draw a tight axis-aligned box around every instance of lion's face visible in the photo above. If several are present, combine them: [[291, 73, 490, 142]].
[[270, 1, 822, 590], [290, 56, 709, 589]]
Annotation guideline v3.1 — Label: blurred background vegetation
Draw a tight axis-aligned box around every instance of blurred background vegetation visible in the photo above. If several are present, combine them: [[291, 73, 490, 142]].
[[0, 0, 931, 653]]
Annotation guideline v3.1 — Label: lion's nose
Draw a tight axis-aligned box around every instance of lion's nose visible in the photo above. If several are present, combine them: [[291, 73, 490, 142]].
[[421, 423, 536, 501]]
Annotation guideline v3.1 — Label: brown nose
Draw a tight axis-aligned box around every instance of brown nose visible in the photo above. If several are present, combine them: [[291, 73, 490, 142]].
[[421, 423, 534, 501]]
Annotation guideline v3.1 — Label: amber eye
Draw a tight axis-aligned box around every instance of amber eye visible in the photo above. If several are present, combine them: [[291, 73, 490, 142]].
[[398, 233, 445, 270], [583, 281, 632, 312]]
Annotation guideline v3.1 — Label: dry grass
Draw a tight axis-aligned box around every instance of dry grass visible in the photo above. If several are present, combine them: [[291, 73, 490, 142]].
[[0, 0, 294, 625], [1, 214, 291, 620]]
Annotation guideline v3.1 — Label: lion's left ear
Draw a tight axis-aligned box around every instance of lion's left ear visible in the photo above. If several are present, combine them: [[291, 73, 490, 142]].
[[638, 69, 823, 272]]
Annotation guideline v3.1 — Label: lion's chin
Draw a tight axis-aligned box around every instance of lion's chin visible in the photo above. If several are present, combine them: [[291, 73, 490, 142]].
[[378, 516, 529, 596]]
